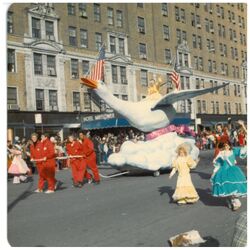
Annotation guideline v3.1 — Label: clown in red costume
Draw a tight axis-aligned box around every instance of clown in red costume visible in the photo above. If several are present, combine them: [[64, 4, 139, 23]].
[[66, 135, 87, 188], [40, 133, 57, 193], [30, 133, 46, 193], [79, 131, 100, 185]]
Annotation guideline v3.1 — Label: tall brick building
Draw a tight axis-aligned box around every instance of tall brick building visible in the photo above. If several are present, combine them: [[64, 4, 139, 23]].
[[7, 3, 247, 140]]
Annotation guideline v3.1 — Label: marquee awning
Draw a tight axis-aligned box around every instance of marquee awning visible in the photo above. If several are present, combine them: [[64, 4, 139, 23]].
[[81, 117, 191, 130]]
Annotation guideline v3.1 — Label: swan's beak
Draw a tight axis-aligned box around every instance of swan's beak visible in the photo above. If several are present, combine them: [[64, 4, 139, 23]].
[[80, 78, 98, 89]]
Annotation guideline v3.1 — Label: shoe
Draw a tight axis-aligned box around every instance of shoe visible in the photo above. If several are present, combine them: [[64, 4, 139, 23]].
[[45, 190, 55, 194], [77, 183, 83, 188], [34, 189, 43, 193], [72, 183, 79, 188], [88, 178, 93, 184], [54, 180, 63, 190], [93, 180, 100, 185]]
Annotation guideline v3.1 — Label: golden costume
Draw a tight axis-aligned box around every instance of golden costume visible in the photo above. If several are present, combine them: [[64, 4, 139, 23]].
[[170, 155, 199, 204]]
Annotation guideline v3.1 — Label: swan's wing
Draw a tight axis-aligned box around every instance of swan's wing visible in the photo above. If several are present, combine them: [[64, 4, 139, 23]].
[[151, 82, 229, 110]]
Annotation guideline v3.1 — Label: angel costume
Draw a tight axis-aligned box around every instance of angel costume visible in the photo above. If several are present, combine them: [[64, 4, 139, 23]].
[[170, 155, 199, 204], [211, 147, 247, 197]]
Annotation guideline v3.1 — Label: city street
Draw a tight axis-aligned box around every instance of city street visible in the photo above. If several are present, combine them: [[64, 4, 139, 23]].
[[7, 150, 247, 247]]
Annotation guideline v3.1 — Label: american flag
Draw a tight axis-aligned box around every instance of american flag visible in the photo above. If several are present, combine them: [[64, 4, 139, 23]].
[[170, 70, 181, 91], [89, 46, 105, 81]]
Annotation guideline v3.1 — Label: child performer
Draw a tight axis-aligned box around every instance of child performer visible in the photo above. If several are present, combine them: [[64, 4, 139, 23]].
[[169, 144, 199, 205], [211, 142, 247, 211], [8, 144, 30, 184]]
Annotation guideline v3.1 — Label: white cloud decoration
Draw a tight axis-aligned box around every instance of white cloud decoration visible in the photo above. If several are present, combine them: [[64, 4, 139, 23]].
[[108, 132, 199, 171]]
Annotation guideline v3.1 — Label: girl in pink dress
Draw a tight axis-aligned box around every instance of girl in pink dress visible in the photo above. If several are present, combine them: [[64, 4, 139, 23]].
[[8, 144, 30, 184]]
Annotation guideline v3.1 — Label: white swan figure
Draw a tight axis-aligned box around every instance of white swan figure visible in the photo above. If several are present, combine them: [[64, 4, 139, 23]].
[[81, 78, 229, 133]]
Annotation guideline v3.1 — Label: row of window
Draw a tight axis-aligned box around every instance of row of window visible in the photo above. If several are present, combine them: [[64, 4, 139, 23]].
[[8, 85, 245, 115], [7, 48, 247, 81], [196, 100, 243, 115]]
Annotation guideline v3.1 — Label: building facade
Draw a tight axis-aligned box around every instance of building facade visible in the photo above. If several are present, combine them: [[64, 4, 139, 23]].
[[7, 3, 247, 140]]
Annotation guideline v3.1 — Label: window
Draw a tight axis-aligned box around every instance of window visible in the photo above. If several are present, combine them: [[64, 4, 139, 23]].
[[211, 101, 215, 114], [197, 100, 201, 113], [139, 43, 147, 59], [182, 31, 187, 42], [7, 49, 15, 72], [236, 67, 239, 78], [208, 60, 212, 72], [165, 49, 171, 63], [180, 9, 185, 22], [235, 103, 239, 114], [94, 4, 101, 22], [112, 65, 118, 83], [34, 53, 42, 75], [228, 103, 231, 114], [234, 84, 237, 96], [110, 36, 116, 53], [107, 7, 114, 25], [69, 26, 77, 46], [224, 102, 228, 114], [49, 90, 58, 110], [118, 38, 125, 55], [32, 17, 41, 38], [116, 10, 123, 27], [140, 69, 148, 86], [198, 57, 203, 70], [45, 21, 54, 40], [7, 12, 13, 34], [237, 85, 241, 96], [84, 92, 91, 111], [82, 60, 89, 75], [68, 3, 75, 15], [175, 7, 180, 21], [205, 18, 209, 32], [138, 17, 145, 33], [209, 20, 214, 31], [221, 7, 224, 18], [176, 29, 181, 44], [194, 56, 198, 70], [80, 29, 88, 48], [36, 89, 44, 111], [79, 3, 87, 18], [186, 77, 190, 89], [120, 66, 127, 84], [47, 55, 56, 76], [222, 26, 226, 37], [73, 92, 80, 109], [71, 59, 79, 79], [197, 36, 202, 49], [216, 101, 220, 114], [7, 87, 17, 105], [95, 33, 102, 51], [184, 54, 189, 67], [163, 25, 170, 40], [212, 61, 217, 72], [193, 35, 197, 48], [121, 95, 128, 100], [162, 3, 168, 16], [202, 100, 207, 113], [195, 78, 200, 89], [137, 3, 143, 8]]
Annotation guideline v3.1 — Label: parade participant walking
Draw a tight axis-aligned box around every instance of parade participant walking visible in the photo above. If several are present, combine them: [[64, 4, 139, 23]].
[[40, 133, 57, 193], [211, 142, 247, 211], [79, 131, 101, 185], [30, 133, 46, 192], [169, 144, 199, 205], [66, 135, 86, 188], [8, 144, 29, 184]]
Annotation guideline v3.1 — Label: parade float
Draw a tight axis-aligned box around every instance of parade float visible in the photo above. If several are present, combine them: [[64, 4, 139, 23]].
[[81, 78, 229, 176]]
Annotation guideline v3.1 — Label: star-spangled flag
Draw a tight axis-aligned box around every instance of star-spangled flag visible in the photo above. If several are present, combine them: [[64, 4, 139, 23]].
[[89, 46, 105, 81], [170, 70, 181, 91]]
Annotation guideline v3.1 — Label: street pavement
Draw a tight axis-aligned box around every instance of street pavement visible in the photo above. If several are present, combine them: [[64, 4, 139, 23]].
[[7, 149, 247, 247]]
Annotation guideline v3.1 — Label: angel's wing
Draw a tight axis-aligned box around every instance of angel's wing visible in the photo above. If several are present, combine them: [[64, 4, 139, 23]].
[[151, 82, 229, 110]]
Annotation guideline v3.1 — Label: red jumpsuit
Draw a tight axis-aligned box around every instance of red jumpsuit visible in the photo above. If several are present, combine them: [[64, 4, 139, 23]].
[[80, 138, 100, 182], [213, 132, 230, 159], [42, 138, 57, 191], [30, 141, 46, 190], [66, 141, 86, 184]]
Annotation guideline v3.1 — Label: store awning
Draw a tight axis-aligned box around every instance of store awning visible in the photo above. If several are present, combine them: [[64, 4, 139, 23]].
[[82, 117, 191, 130], [82, 118, 130, 130]]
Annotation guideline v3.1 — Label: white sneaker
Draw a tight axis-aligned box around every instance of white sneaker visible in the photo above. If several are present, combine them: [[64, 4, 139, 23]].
[[13, 176, 20, 184], [45, 190, 55, 194], [88, 178, 93, 184], [34, 189, 43, 193], [19, 175, 27, 182]]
